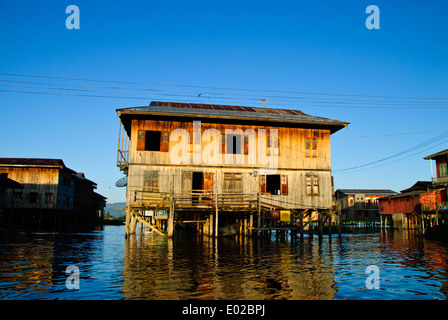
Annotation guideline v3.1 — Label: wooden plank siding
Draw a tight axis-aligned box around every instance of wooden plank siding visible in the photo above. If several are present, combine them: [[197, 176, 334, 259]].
[[126, 119, 333, 210], [0, 166, 74, 211]]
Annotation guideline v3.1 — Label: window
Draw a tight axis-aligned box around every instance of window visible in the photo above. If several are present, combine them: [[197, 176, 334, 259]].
[[305, 139, 317, 158], [259, 175, 266, 193], [44, 193, 53, 204], [31, 174, 39, 183], [266, 175, 281, 195], [223, 173, 242, 193], [14, 191, 22, 202], [281, 175, 288, 195], [144, 171, 159, 191], [260, 174, 288, 195], [137, 130, 169, 152], [226, 134, 242, 154], [440, 163, 447, 177], [28, 192, 39, 204], [145, 131, 161, 151], [306, 175, 319, 195]]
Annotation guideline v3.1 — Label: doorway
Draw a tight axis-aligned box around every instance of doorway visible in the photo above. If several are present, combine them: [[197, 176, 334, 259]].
[[192, 172, 203, 204]]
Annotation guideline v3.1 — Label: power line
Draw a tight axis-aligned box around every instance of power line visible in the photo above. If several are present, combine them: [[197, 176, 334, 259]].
[[333, 129, 448, 139], [1, 72, 448, 101], [333, 131, 448, 172]]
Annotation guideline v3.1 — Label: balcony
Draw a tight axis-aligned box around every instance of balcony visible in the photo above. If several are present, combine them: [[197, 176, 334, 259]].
[[421, 201, 448, 213], [432, 176, 448, 185]]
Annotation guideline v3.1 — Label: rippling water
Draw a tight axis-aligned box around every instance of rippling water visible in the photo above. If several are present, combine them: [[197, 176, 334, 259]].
[[1, 225, 447, 300]]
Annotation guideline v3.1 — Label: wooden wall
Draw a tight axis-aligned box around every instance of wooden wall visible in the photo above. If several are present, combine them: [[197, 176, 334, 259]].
[[126, 119, 333, 210], [0, 166, 75, 211]]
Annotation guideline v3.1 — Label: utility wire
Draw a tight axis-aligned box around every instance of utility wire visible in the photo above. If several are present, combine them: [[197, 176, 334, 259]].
[[333, 132, 448, 172], [1, 72, 448, 101]]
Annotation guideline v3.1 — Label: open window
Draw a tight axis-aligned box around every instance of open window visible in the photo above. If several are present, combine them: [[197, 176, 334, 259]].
[[260, 174, 288, 195], [226, 134, 242, 154], [137, 130, 169, 152]]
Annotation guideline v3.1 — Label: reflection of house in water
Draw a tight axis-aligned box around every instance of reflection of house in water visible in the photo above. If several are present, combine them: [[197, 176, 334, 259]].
[[121, 235, 337, 299], [0, 158, 106, 228]]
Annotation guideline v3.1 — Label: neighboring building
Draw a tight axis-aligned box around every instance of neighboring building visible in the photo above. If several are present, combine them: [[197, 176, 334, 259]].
[[74, 172, 107, 225], [334, 189, 397, 221], [0, 158, 106, 228], [424, 148, 448, 201], [378, 181, 443, 229], [377, 148, 448, 230], [117, 101, 348, 236]]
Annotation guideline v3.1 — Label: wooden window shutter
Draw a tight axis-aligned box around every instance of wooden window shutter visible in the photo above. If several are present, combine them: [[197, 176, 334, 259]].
[[281, 175, 288, 195], [259, 175, 266, 193], [306, 176, 312, 195], [221, 134, 226, 154], [243, 135, 249, 155], [160, 131, 169, 152], [305, 139, 311, 157], [137, 130, 145, 151]]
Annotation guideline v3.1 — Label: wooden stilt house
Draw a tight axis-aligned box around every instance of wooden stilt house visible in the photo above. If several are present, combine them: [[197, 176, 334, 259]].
[[116, 101, 348, 237]]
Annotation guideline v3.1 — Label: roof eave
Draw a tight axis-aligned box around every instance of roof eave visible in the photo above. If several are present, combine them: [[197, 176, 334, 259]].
[[117, 109, 349, 133]]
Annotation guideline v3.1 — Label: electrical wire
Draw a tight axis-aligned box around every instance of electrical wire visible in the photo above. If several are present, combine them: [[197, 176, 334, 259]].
[[333, 132, 448, 172]]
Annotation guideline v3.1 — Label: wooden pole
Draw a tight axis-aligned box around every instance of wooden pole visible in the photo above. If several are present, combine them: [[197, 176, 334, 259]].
[[257, 193, 261, 237], [318, 211, 323, 237], [215, 192, 218, 237], [300, 210, 304, 239], [209, 213, 213, 237], [250, 214, 254, 236], [167, 196, 174, 237]]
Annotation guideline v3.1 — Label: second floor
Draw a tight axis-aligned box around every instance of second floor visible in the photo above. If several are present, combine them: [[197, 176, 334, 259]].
[[117, 101, 349, 173]]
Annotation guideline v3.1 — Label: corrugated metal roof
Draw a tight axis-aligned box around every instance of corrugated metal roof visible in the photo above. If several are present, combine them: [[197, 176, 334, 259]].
[[336, 189, 397, 195], [117, 101, 349, 133]]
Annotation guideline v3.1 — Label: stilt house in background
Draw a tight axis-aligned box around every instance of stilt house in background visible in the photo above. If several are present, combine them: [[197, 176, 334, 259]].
[[378, 148, 448, 230], [334, 189, 397, 221], [116, 101, 348, 237], [0, 158, 107, 228]]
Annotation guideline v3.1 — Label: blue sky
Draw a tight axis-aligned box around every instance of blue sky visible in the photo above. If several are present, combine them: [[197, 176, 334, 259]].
[[1, 0, 447, 203]]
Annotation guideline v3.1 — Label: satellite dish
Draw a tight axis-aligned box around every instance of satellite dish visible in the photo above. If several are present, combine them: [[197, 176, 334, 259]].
[[115, 176, 127, 187]]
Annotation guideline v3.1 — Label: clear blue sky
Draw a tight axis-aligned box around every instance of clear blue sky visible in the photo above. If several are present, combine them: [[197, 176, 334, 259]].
[[1, 0, 447, 203]]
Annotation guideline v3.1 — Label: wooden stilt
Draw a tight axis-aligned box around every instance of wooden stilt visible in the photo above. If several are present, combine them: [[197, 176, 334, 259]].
[[125, 210, 131, 237], [257, 193, 261, 237], [167, 197, 174, 237], [300, 210, 304, 239], [215, 198, 219, 238], [250, 214, 254, 236], [318, 211, 323, 237], [209, 213, 213, 237]]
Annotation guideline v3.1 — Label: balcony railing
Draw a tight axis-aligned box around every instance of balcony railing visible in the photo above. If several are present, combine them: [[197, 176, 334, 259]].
[[421, 201, 448, 212], [432, 176, 448, 185]]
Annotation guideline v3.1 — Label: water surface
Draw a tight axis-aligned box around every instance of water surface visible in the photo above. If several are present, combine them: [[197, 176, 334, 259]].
[[1, 225, 447, 300]]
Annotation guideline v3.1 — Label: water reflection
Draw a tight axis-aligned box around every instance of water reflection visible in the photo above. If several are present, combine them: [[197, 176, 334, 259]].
[[123, 231, 343, 300], [1, 226, 448, 300]]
